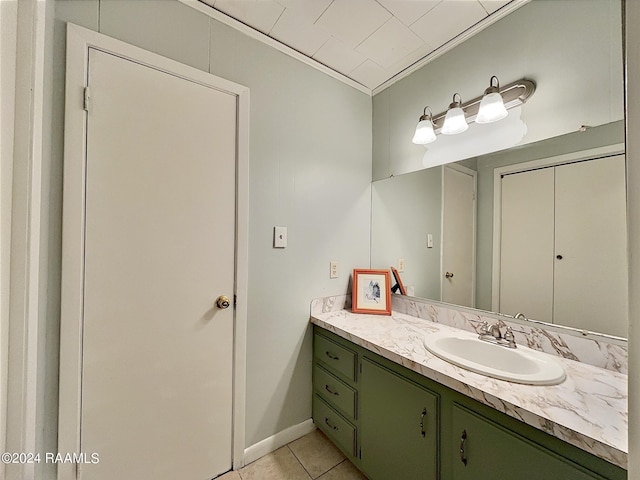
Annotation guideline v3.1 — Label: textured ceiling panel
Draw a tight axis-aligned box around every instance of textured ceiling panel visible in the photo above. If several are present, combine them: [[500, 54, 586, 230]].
[[376, 0, 441, 26], [213, 0, 285, 34], [314, 0, 392, 48], [200, 0, 528, 91], [410, 1, 487, 45], [270, 7, 330, 56], [356, 17, 425, 69], [313, 37, 368, 74]]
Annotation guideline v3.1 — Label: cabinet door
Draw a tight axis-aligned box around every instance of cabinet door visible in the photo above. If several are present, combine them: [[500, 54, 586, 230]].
[[451, 404, 606, 480], [360, 359, 438, 480]]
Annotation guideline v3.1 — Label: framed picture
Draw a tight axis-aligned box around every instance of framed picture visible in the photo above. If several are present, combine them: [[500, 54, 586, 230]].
[[352, 269, 392, 315], [390, 267, 407, 295]]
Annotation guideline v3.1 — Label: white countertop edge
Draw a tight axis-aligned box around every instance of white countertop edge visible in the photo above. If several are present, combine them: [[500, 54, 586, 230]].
[[311, 310, 628, 469]]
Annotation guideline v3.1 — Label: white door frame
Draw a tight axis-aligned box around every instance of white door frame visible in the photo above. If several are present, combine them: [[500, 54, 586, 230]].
[[440, 163, 477, 305], [3, 1, 49, 479], [58, 24, 249, 479], [490, 143, 624, 312]]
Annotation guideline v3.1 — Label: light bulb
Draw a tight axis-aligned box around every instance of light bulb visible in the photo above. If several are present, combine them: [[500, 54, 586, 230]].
[[441, 94, 468, 135], [412, 107, 437, 144], [476, 76, 508, 124]]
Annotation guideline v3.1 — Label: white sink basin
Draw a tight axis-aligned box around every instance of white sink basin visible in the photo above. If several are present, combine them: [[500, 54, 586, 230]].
[[424, 331, 566, 385]]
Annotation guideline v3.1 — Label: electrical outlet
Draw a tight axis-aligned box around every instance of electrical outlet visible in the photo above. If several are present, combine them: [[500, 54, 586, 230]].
[[330, 261, 339, 279], [398, 258, 405, 272], [274, 226, 287, 248]]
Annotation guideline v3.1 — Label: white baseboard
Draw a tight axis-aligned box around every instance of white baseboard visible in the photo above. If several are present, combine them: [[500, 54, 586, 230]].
[[242, 418, 316, 466]]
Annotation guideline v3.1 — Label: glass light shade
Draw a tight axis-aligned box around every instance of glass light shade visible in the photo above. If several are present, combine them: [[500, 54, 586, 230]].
[[412, 118, 437, 144], [476, 91, 508, 124], [441, 107, 468, 135]]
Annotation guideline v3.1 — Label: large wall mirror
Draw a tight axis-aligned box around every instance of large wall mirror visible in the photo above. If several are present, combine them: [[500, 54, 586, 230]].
[[370, 0, 626, 339]]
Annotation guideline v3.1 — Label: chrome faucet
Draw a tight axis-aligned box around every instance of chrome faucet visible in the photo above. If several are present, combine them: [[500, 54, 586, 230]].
[[487, 322, 501, 339], [478, 321, 517, 348]]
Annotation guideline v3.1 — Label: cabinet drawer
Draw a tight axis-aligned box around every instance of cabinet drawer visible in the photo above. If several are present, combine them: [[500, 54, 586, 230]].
[[314, 334, 357, 381], [314, 364, 357, 419], [314, 395, 357, 457]]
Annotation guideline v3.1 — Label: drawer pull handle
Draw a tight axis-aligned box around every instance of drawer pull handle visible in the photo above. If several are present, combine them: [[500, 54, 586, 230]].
[[325, 351, 340, 361], [325, 384, 340, 396], [324, 417, 339, 431], [460, 430, 468, 466], [420, 408, 427, 437]]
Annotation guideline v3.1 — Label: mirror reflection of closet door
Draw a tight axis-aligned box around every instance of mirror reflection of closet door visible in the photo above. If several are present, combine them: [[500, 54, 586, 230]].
[[554, 156, 627, 336], [499, 168, 555, 322], [499, 155, 627, 336]]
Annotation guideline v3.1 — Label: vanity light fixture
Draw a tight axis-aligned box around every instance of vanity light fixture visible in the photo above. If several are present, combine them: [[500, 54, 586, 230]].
[[411, 106, 437, 145], [441, 93, 468, 135], [411, 77, 536, 144], [476, 76, 508, 124]]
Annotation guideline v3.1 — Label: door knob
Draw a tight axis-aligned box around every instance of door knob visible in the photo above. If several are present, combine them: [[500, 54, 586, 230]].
[[445, 272, 454, 279], [216, 295, 231, 309]]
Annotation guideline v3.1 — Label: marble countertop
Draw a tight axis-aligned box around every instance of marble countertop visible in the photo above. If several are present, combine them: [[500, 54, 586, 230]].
[[311, 309, 627, 469]]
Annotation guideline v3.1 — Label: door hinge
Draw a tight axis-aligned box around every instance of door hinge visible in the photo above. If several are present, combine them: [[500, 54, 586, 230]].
[[234, 294, 237, 308], [83, 86, 90, 112]]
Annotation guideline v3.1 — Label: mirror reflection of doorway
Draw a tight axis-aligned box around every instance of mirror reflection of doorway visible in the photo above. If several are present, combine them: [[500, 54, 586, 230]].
[[441, 165, 477, 308]]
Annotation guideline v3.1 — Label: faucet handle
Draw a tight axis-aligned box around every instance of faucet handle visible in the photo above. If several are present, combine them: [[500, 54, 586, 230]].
[[503, 326, 517, 348], [478, 321, 490, 335]]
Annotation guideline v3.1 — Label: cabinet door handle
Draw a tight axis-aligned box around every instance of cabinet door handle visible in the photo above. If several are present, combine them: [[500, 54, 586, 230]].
[[420, 408, 427, 437], [460, 430, 468, 466], [325, 351, 339, 361], [325, 384, 340, 396], [325, 417, 339, 431]]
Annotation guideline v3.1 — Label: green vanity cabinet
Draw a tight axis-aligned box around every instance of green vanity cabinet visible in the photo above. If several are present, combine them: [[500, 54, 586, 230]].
[[312, 326, 626, 480], [359, 358, 439, 480], [450, 404, 611, 480]]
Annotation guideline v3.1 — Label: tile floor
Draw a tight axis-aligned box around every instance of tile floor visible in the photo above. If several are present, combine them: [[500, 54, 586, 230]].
[[218, 429, 368, 480]]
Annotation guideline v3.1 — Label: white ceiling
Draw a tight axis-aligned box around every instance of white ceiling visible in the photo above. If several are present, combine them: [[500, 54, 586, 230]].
[[198, 0, 527, 92]]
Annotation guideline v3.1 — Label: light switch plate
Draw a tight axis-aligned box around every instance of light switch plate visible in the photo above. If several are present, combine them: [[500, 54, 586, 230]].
[[274, 226, 287, 248], [427, 234, 434, 248]]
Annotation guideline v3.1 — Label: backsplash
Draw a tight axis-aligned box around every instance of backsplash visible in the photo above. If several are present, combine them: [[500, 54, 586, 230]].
[[310, 294, 352, 315], [310, 294, 627, 373]]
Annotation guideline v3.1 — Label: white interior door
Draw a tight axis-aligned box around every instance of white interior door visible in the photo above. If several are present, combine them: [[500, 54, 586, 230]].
[[499, 168, 555, 322], [554, 155, 628, 336], [80, 48, 236, 480], [441, 166, 476, 307]]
